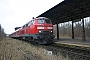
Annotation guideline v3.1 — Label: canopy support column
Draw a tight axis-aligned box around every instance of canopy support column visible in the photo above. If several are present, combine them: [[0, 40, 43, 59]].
[[82, 18, 86, 41], [72, 20, 74, 39], [56, 23, 59, 40]]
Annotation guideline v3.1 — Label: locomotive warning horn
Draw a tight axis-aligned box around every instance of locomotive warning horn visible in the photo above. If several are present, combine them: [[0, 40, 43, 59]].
[[32, 17, 35, 19], [14, 27, 21, 31]]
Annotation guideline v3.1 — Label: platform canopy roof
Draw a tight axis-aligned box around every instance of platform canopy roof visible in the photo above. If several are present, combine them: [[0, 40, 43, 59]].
[[38, 0, 90, 24]]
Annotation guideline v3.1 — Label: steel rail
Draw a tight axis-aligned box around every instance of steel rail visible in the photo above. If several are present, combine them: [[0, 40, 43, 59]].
[[4, 47, 6, 60], [8, 48, 12, 60], [50, 44, 90, 57]]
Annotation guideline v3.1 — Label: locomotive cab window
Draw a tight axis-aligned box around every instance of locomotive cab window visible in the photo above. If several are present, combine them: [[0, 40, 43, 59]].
[[38, 19, 45, 24], [45, 19, 51, 24]]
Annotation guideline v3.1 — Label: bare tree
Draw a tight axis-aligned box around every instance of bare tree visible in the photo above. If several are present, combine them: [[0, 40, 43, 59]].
[[53, 17, 90, 39], [0, 24, 6, 40]]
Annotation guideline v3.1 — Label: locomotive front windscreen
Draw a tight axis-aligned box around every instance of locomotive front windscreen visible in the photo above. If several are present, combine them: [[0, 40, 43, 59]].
[[45, 19, 51, 24], [38, 19, 45, 24], [38, 19, 51, 24]]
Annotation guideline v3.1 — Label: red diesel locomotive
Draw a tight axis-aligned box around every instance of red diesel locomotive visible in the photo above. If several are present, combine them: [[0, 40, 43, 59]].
[[10, 17, 54, 44]]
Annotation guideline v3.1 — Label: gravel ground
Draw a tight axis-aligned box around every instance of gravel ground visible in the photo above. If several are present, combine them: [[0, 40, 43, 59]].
[[0, 38, 65, 60]]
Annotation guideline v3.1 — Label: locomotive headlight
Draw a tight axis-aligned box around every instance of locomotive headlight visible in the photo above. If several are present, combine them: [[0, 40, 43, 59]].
[[39, 31, 41, 33], [51, 31, 52, 32]]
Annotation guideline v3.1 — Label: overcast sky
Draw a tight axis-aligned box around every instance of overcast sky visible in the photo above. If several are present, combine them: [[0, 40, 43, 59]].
[[0, 0, 63, 34]]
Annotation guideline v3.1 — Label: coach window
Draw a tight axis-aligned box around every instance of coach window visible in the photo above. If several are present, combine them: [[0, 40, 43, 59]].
[[26, 24, 28, 27], [16, 31, 19, 34], [23, 25, 25, 28], [30, 21, 32, 25], [23, 26, 24, 28], [31, 20, 34, 25], [20, 27, 22, 30], [32, 20, 34, 24], [28, 22, 31, 26]]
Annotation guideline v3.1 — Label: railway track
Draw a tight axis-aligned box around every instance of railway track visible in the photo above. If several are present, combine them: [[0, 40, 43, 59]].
[[1, 38, 41, 60], [1, 38, 90, 60], [4, 47, 6, 60], [3, 42, 31, 60], [14, 40, 41, 60], [8, 48, 12, 60], [28, 41, 90, 60], [51, 44, 90, 60], [17, 47, 31, 60], [51, 45, 90, 60], [3, 46, 13, 60]]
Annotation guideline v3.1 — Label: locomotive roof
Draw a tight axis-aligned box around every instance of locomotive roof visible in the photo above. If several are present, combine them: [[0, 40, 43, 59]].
[[35, 17, 49, 20], [18, 17, 50, 29]]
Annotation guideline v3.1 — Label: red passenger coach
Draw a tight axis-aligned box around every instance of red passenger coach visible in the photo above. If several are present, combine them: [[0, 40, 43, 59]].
[[10, 17, 55, 44]]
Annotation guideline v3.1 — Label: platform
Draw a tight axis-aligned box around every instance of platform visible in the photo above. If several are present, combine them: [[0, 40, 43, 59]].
[[54, 38, 90, 48]]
